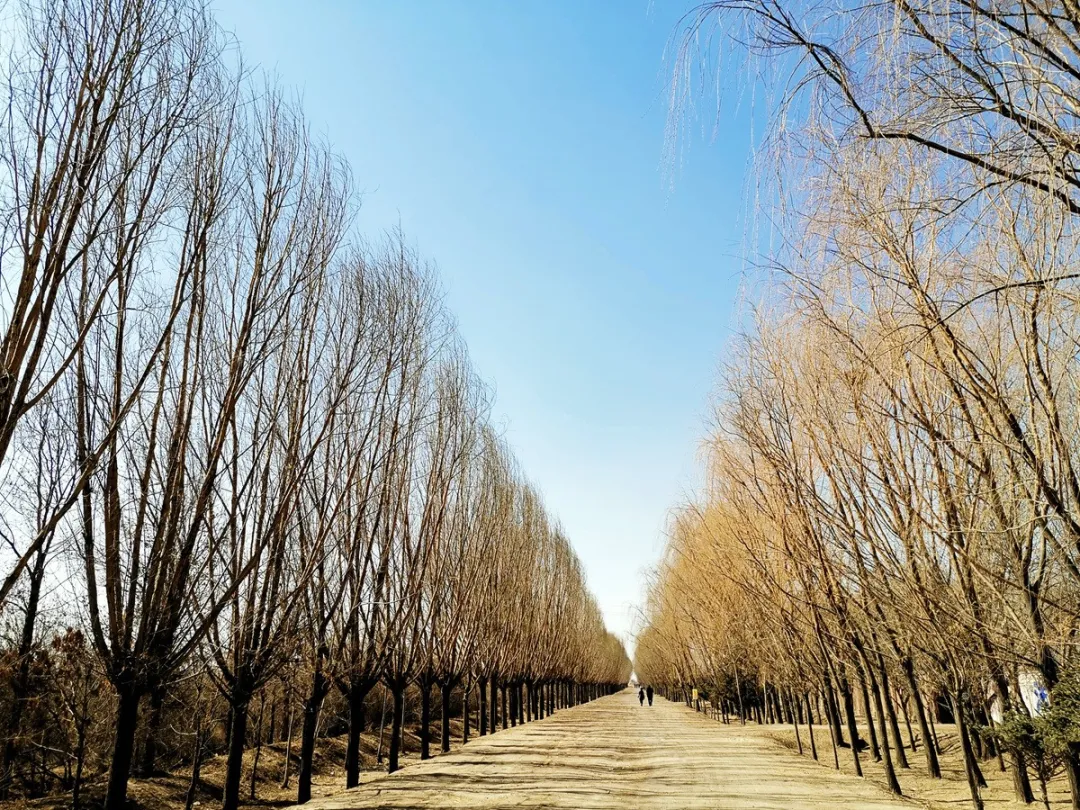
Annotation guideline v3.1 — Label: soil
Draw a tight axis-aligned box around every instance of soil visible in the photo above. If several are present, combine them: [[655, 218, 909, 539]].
[[303, 689, 920, 809], [0, 715, 464, 810], [11, 689, 1071, 810]]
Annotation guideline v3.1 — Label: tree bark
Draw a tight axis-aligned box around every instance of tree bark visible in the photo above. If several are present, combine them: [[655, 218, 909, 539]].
[[345, 681, 370, 789], [858, 666, 881, 762], [420, 678, 432, 760], [388, 685, 405, 774], [223, 697, 250, 810], [296, 667, 330, 804], [478, 676, 488, 736], [805, 692, 818, 761], [864, 655, 902, 795], [140, 686, 166, 777], [104, 683, 142, 810], [463, 682, 471, 743], [840, 677, 863, 777], [953, 688, 986, 810], [877, 657, 908, 769], [900, 658, 940, 777], [0, 545, 48, 798], [440, 682, 452, 753]]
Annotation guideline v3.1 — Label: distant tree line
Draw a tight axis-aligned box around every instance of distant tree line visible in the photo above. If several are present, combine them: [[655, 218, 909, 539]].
[[0, 1, 631, 808]]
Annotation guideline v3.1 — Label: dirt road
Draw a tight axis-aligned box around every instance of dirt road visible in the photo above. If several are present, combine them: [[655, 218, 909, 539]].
[[304, 689, 913, 809]]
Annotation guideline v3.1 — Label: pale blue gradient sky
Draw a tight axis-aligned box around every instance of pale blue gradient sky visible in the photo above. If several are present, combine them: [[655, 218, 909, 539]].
[[211, 0, 754, 644]]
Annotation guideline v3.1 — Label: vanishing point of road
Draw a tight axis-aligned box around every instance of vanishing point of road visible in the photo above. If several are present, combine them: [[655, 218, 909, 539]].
[[303, 690, 912, 810]]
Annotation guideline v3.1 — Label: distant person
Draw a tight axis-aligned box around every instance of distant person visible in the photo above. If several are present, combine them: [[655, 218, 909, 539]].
[[646, 686, 654, 706], [638, 687, 645, 706]]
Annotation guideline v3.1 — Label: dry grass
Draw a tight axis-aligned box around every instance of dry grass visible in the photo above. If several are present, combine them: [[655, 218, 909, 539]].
[[0, 718, 469, 810]]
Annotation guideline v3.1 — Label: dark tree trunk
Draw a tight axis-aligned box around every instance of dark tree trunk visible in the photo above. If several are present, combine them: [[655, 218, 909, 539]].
[[72, 721, 88, 810], [345, 681, 371, 789], [183, 726, 203, 810], [990, 673, 1034, 803], [805, 692, 818, 761], [441, 682, 452, 753], [501, 685, 508, 730], [877, 657, 908, 769], [104, 683, 143, 810], [840, 677, 863, 778], [388, 685, 405, 774], [901, 657, 940, 777], [490, 676, 498, 734], [249, 693, 266, 800], [0, 546, 47, 798], [463, 682, 471, 743], [420, 678, 432, 760], [858, 666, 881, 762], [223, 696, 250, 810], [953, 687, 986, 810], [1065, 744, 1080, 810], [297, 666, 330, 804], [140, 686, 166, 777], [478, 677, 488, 737], [864, 656, 901, 795], [824, 673, 844, 746]]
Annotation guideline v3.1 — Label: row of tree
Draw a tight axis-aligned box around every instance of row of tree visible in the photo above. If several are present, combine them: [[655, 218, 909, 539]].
[[0, 0, 630, 808], [640, 2, 1080, 810]]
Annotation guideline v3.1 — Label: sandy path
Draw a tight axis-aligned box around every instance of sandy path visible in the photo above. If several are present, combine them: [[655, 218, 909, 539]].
[[304, 690, 915, 809]]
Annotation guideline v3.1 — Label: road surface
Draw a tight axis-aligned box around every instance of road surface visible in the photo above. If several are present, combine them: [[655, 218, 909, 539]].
[[304, 689, 912, 809]]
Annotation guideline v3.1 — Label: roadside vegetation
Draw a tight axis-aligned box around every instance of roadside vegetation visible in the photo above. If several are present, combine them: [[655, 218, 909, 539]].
[[637, 2, 1080, 809], [0, 1, 631, 808]]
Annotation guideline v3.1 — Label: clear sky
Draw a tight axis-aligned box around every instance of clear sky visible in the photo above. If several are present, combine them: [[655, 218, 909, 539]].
[[210, 0, 755, 646]]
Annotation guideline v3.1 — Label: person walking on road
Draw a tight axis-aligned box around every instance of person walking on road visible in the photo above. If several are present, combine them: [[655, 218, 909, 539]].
[[646, 686, 654, 706], [638, 687, 645, 706]]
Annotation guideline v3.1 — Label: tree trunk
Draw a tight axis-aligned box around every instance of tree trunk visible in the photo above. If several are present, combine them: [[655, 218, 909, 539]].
[[478, 676, 488, 737], [990, 673, 1034, 803], [388, 685, 405, 774], [183, 725, 203, 810], [878, 657, 909, 769], [281, 702, 295, 788], [0, 547, 47, 798], [953, 687, 986, 810], [73, 720, 88, 810], [864, 657, 902, 795], [1065, 744, 1080, 810], [249, 693, 266, 800], [824, 673, 845, 746], [420, 678, 432, 760], [441, 682, 452, 753], [463, 682, 471, 743], [223, 696, 250, 810], [858, 666, 881, 762], [734, 669, 745, 725], [296, 667, 330, 804], [140, 686, 166, 777], [805, 693, 818, 761], [840, 677, 863, 777], [104, 683, 142, 810], [345, 681, 370, 789]]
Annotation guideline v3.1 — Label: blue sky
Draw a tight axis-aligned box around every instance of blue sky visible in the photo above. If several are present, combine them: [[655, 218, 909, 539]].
[[211, 0, 755, 645]]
